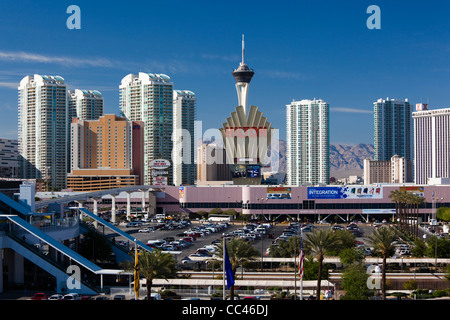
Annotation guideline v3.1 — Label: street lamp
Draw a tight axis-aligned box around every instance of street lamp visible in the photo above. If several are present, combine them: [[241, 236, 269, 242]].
[[257, 197, 267, 271]]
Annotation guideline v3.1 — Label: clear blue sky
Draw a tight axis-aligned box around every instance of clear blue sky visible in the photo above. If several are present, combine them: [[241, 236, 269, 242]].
[[0, 0, 449, 145]]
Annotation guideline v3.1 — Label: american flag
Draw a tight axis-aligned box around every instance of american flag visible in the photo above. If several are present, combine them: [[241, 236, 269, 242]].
[[298, 238, 304, 279]]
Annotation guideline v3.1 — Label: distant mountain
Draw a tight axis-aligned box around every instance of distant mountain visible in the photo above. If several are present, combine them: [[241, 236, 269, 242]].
[[270, 141, 374, 179], [330, 143, 374, 178]]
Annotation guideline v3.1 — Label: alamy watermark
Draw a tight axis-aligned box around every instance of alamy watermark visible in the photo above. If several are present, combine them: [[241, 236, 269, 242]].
[[66, 5, 81, 30], [171, 121, 280, 172], [367, 5, 381, 30], [66, 265, 81, 290], [366, 264, 382, 290]]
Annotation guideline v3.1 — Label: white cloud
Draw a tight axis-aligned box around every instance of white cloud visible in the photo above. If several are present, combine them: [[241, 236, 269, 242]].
[[331, 107, 372, 114], [0, 50, 116, 68], [0, 81, 18, 89], [201, 53, 240, 62]]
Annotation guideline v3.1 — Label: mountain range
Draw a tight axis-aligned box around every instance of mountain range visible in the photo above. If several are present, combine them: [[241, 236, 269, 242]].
[[272, 141, 374, 179]]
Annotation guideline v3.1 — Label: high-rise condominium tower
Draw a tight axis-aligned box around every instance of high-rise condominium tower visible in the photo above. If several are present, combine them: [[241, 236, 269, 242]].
[[119, 72, 174, 185], [373, 98, 412, 162], [68, 89, 104, 122], [173, 90, 197, 186], [18, 74, 68, 190], [286, 99, 329, 186]]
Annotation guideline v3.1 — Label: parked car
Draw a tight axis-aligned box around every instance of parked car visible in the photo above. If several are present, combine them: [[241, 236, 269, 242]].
[[116, 240, 127, 247], [126, 222, 142, 228], [138, 227, 153, 233], [48, 294, 64, 300], [30, 292, 48, 300], [63, 293, 81, 300], [113, 294, 126, 300]]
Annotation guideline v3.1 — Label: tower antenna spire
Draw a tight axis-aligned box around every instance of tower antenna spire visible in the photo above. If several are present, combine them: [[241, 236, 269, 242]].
[[242, 34, 245, 64]]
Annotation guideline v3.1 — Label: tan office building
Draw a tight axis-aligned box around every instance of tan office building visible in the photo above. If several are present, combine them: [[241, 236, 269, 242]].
[[68, 114, 144, 191], [363, 155, 412, 185]]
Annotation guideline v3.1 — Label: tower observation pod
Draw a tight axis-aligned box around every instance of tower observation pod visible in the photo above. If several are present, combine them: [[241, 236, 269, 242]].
[[232, 35, 255, 115]]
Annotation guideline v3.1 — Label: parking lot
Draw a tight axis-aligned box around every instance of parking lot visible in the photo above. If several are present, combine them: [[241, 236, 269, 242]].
[[104, 218, 377, 266], [108, 219, 280, 261]]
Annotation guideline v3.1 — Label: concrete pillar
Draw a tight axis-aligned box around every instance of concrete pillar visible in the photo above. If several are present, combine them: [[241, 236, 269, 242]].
[[13, 251, 24, 286], [140, 189, 150, 218], [141, 191, 146, 213], [111, 196, 117, 223], [75, 200, 86, 221], [91, 197, 100, 228], [126, 192, 131, 221]]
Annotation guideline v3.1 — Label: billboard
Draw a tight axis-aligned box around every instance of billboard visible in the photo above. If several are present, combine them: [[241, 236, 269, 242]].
[[307, 186, 383, 199], [267, 187, 291, 199], [399, 186, 424, 197], [246, 165, 261, 178], [149, 159, 171, 170], [153, 176, 167, 186], [232, 164, 247, 178], [231, 164, 261, 178], [362, 209, 396, 214], [179, 186, 185, 200]]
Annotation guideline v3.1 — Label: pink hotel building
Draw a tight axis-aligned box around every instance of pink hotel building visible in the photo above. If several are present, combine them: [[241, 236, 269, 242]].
[[153, 184, 447, 223]]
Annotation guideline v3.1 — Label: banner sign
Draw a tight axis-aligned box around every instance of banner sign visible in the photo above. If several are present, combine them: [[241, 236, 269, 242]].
[[307, 186, 383, 199], [267, 187, 291, 199]]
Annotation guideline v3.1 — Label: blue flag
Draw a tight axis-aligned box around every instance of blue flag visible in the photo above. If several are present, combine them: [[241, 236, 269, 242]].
[[224, 241, 235, 289]]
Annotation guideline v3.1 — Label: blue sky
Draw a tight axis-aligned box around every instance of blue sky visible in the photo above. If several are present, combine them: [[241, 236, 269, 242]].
[[0, 0, 449, 145]]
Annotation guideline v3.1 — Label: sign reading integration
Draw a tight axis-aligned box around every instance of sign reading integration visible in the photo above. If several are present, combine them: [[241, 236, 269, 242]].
[[307, 186, 383, 199]]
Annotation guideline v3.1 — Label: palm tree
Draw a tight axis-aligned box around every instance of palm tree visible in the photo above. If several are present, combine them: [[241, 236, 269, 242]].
[[389, 190, 401, 226], [270, 235, 300, 258], [216, 237, 259, 300], [122, 248, 177, 300], [409, 194, 424, 239], [303, 229, 339, 300], [366, 226, 397, 300]]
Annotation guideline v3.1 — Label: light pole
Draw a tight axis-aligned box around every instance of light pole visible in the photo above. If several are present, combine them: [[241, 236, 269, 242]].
[[257, 197, 267, 271]]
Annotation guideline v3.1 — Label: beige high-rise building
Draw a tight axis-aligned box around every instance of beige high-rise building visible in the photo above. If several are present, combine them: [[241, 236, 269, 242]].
[[363, 155, 412, 184], [68, 114, 144, 191]]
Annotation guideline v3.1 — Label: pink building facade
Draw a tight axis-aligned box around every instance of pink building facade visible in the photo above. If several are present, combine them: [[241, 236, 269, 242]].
[[164, 184, 449, 223]]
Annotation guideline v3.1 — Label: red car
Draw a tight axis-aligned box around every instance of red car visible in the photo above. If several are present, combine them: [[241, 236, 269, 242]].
[[30, 292, 48, 300]]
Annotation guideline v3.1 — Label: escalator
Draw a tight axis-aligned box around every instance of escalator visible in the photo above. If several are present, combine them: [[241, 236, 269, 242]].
[[4, 232, 100, 294], [2, 214, 122, 294]]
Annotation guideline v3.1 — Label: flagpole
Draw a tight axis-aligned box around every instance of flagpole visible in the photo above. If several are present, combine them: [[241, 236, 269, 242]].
[[134, 239, 139, 300], [294, 250, 297, 300], [223, 234, 226, 300], [300, 229, 303, 300]]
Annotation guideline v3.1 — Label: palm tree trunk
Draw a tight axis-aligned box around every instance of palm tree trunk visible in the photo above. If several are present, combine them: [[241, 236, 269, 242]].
[[316, 256, 323, 300], [382, 255, 387, 300]]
